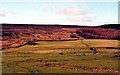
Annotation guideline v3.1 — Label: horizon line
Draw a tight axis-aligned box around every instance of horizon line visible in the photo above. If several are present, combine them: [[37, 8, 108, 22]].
[[1, 23, 118, 27]]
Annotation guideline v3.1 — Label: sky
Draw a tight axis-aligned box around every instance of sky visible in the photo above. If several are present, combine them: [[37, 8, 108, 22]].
[[0, 0, 119, 26]]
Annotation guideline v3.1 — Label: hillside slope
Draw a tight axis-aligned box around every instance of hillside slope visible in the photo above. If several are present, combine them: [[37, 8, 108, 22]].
[[1, 24, 120, 49]]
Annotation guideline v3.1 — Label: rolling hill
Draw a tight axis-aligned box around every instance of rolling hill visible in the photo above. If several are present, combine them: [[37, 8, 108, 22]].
[[1, 24, 120, 49]]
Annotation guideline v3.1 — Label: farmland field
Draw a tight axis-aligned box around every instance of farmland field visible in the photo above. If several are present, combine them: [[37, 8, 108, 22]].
[[2, 40, 120, 73]]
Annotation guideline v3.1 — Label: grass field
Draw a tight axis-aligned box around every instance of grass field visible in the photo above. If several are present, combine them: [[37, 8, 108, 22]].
[[2, 39, 120, 73]]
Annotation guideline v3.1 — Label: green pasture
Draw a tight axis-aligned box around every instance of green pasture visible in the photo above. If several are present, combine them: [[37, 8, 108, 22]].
[[2, 40, 119, 73]]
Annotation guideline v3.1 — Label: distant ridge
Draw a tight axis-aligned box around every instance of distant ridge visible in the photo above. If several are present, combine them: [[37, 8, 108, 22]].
[[2, 23, 87, 28], [2, 23, 120, 29], [97, 24, 120, 29]]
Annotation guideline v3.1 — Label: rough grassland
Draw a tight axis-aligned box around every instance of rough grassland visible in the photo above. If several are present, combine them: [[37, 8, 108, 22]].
[[2, 40, 119, 73]]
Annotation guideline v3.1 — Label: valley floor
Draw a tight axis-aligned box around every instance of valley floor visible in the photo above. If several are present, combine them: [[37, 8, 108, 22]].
[[2, 39, 120, 73]]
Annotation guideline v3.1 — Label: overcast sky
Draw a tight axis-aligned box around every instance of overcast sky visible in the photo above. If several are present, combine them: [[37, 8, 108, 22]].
[[0, 0, 119, 26]]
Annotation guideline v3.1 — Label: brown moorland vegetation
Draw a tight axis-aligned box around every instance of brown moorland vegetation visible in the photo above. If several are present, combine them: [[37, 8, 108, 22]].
[[2, 24, 120, 49]]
